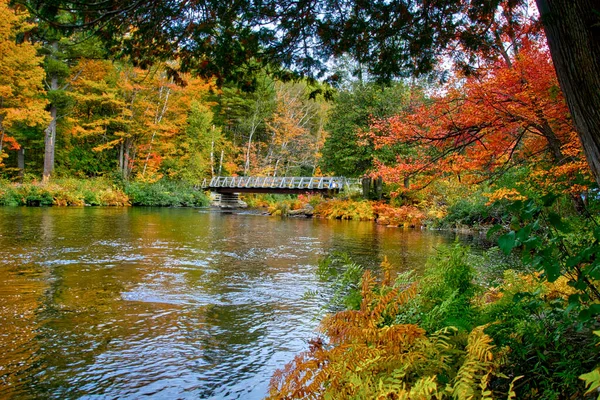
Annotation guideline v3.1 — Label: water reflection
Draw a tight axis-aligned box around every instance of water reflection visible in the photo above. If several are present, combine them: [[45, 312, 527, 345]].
[[0, 207, 473, 399]]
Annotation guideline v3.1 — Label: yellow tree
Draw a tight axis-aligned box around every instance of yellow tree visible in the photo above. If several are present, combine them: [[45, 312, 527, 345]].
[[68, 59, 217, 181], [0, 0, 48, 169], [263, 82, 327, 176]]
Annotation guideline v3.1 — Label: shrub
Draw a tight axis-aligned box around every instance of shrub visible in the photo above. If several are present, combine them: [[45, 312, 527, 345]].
[[274, 238, 599, 399], [269, 257, 505, 399], [314, 199, 374, 220], [125, 180, 208, 207], [373, 202, 426, 227]]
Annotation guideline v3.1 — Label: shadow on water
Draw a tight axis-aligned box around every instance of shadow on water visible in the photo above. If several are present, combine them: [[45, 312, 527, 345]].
[[0, 207, 482, 399]]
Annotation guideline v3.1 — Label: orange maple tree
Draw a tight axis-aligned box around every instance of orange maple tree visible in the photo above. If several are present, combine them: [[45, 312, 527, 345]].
[[370, 38, 590, 196]]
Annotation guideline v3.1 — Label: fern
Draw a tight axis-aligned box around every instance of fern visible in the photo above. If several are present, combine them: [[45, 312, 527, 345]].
[[268, 257, 505, 400], [449, 325, 497, 400]]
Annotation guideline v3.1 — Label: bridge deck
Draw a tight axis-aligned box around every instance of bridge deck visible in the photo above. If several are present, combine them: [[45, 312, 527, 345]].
[[202, 176, 351, 194]]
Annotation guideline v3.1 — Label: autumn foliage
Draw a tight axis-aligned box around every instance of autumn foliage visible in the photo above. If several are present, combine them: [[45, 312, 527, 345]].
[[371, 40, 590, 196], [0, 0, 48, 166], [373, 202, 425, 227], [268, 258, 503, 399]]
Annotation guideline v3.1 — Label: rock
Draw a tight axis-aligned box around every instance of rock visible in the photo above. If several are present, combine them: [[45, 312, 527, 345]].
[[288, 204, 314, 217], [304, 204, 314, 216]]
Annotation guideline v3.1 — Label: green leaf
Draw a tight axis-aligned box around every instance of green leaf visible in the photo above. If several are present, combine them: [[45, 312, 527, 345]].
[[590, 304, 600, 316], [566, 255, 582, 268], [586, 263, 600, 280], [548, 212, 570, 232], [486, 224, 503, 239], [498, 231, 516, 255], [580, 368, 600, 398], [544, 261, 561, 282], [593, 227, 600, 242], [508, 200, 523, 213], [522, 200, 539, 220], [579, 305, 600, 322], [541, 193, 558, 207], [568, 293, 581, 306], [516, 224, 532, 242]]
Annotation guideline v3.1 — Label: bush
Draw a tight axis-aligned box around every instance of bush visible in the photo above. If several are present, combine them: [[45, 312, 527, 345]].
[[273, 239, 600, 399], [269, 254, 505, 399], [373, 202, 426, 227], [125, 180, 208, 207], [314, 199, 374, 220]]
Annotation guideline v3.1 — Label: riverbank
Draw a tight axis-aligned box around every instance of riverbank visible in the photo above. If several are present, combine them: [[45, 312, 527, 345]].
[[243, 193, 504, 231], [0, 178, 209, 207]]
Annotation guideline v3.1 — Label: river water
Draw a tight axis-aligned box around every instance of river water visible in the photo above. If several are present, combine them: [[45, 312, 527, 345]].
[[0, 207, 468, 399]]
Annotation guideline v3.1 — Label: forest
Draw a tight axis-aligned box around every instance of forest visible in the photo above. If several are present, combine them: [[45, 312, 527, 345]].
[[1, 0, 600, 398]]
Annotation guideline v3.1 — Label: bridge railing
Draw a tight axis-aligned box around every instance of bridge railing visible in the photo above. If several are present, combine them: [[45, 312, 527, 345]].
[[202, 176, 353, 190]]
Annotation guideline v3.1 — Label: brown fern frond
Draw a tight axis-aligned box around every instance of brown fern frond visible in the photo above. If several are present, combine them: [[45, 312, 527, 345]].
[[372, 287, 400, 323], [396, 283, 418, 305], [378, 324, 426, 350], [381, 255, 393, 287], [361, 270, 376, 312]]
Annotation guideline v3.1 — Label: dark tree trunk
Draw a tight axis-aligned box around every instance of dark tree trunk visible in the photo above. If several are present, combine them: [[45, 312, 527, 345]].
[[43, 100, 57, 182], [536, 0, 600, 186]]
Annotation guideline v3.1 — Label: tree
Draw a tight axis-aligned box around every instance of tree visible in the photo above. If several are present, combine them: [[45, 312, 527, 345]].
[[69, 59, 216, 181], [0, 0, 48, 170], [320, 81, 410, 177], [263, 81, 327, 176], [212, 75, 277, 175], [370, 41, 589, 198], [535, 0, 600, 185], [24, 0, 600, 185]]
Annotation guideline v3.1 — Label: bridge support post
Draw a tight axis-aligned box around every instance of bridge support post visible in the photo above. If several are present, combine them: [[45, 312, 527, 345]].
[[219, 192, 247, 209]]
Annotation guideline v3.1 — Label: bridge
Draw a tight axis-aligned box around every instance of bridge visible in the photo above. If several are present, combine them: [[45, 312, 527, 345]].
[[201, 176, 356, 208], [202, 176, 354, 194]]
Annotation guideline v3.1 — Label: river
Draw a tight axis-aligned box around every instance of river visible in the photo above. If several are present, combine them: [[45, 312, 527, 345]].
[[0, 207, 473, 399]]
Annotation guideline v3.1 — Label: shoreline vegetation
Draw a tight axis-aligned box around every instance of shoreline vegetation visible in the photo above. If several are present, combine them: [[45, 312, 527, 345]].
[[243, 192, 506, 231], [268, 240, 600, 399], [0, 178, 209, 207], [0, 178, 574, 233]]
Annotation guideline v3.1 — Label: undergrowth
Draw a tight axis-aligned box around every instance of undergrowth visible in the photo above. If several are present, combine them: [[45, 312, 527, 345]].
[[0, 178, 129, 206], [270, 239, 600, 399], [125, 180, 208, 207], [0, 178, 209, 207]]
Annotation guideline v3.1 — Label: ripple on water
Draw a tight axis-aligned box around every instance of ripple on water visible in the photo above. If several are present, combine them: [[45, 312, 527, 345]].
[[0, 208, 461, 399]]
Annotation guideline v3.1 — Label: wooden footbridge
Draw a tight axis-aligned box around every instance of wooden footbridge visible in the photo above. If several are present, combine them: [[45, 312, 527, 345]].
[[202, 176, 355, 194]]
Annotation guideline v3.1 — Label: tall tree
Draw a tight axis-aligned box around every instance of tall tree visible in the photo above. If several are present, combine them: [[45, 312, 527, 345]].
[[212, 76, 276, 175], [371, 41, 589, 197], [0, 0, 48, 169], [264, 81, 327, 176], [24, 0, 600, 184], [535, 0, 600, 185], [320, 81, 410, 177]]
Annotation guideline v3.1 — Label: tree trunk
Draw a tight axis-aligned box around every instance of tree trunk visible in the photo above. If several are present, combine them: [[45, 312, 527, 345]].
[[123, 139, 131, 180], [0, 126, 4, 161], [119, 141, 124, 172], [210, 125, 215, 177], [43, 101, 57, 183], [17, 148, 25, 180], [536, 0, 600, 186], [218, 149, 224, 176]]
